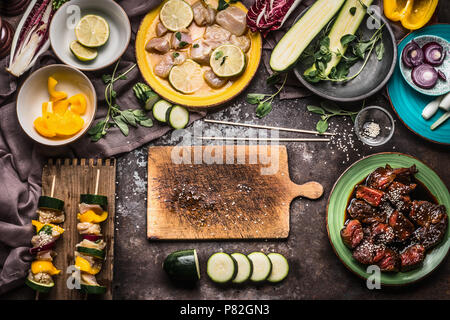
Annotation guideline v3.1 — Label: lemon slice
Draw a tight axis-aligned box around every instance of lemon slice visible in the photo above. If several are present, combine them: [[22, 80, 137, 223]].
[[169, 59, 203, 94], [70, 40, 98, 61], [159, 0, 194, 32], [75, 15, 110, 48], [210, 45, 246, 78]]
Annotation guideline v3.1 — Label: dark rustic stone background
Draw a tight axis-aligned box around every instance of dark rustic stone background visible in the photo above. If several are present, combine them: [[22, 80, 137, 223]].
[[2, 2, 449, 300]]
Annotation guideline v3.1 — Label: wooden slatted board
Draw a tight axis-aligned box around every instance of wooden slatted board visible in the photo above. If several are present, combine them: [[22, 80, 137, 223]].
[[39, 159, 116, 300], [147, 145, 316, 240]]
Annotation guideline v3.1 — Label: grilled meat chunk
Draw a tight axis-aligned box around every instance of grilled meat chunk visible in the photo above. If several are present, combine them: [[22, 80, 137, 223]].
[[413, 214, 448, 250], [400, 244, 425, 271], [374, 248, 400, 272], [352, 239, 384, 265], [409, 200, 447, 227], [369, 222, 395, 244], [356, 185, 385, 207], [392, 165, 417, 184], [347, 199, 386, 224], [340, 219, 364, 249], [366, 165, 396, 190], [388, 211, 415, 242]]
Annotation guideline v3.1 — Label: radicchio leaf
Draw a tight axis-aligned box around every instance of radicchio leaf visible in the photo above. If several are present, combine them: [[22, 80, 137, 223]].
[[246, 0, 303, 37]]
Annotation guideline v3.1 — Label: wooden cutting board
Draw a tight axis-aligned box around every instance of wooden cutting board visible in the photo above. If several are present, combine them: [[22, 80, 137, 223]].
[[39, 159, 116, 300], [147, 145, 323, 240]]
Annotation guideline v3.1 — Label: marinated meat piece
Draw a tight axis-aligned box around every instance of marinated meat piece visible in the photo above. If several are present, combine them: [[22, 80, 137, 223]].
[[230, 34, 251, 52], [385, 181, 416, 212], [347, 199, 386, 224], [171, 31, 192, 50], [36, 250, 55, 261], [190, 41, 212, 64], [366, 165, 396, 190], [352, 239, 384, 265], [154, 53, 174, 78], [31, 233, 55, 247], [413, 214, 448, 249], [409, 200, 447, 227], [146, 37, 170, 53], [156, 22, 168, 37], [203, 67, 227, 88], [215, 6, 247, 36], [392, 165, 417, 184], [340, 219, 364, 249], [388, 211, 415, 242], [79, 203, 103, 215], [400, 244, 425, 271], [192, 1, 216, 26], [369, 222, 395, 244], [76, 239, 106, 251], [204, 25, 231, 48], [356, 185, 385, 207], [374, 248, 400, 272], [37, 208, 65, 224], [29, 272, 53, 285], [81, 272, 100, 286], [77, 222, 101, 235], [388, 181, 417, 195], [172, 51, 187, 65]]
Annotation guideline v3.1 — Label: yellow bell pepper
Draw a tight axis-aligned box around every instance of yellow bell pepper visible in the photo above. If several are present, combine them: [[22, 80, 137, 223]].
[[47, 76, 68, 102], [75, 256, 101, 275], [32, 220, 65, 235], [77, 210, 108, 223], [384, 0, 439, 30], [31, 260, 61, 275]]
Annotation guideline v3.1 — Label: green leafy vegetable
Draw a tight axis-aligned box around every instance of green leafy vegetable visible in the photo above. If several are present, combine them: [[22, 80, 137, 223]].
[[52, 0, 69, 10], [247, 74, 288, 118], [88, 61, 154, 142], [307, 101, 362, 134]]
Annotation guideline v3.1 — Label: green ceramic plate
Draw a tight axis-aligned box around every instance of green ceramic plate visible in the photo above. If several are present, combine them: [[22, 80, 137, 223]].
[[327, 152, 450, 285]]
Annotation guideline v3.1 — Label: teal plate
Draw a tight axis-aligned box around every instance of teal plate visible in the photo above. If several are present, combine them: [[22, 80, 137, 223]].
[[387, 24, 450, 145], [327, 153, 450, 286]]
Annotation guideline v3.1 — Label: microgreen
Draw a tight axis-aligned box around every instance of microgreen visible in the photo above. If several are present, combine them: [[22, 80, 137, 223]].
[[307, 101, 363, 134], [88, 61, 154, 142]]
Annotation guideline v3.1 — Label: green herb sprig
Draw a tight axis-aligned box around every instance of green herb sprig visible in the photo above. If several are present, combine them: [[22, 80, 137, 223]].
[[307, 101, 362, 134], [88, 61, 154, 142], [218, 0, 238, 11], [52, 0, 69, 10], [247, 73, 288, 118]]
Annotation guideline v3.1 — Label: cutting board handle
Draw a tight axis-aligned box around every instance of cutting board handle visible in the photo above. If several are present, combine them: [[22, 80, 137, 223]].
[[290, 181, 324, 200]]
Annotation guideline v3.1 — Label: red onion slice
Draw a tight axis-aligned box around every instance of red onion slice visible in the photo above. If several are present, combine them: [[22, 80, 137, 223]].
[[82, 234, 102, 242], [411, 64, 438, 89], [29, 240, 55, 255], [423, 41, 445, 66], [402, 40, 424, 68]]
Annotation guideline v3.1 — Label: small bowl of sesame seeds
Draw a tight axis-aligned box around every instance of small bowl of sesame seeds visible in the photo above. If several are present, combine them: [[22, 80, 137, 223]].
[[354, 106, 395, 146]]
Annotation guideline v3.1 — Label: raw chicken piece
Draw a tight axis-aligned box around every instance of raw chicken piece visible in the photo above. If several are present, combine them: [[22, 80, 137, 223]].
[[154, 53, 175, 78], [77, 222, 101, 235], [76, 238, 107, 251], [36, 250, 55, 261], [29, 272, 53, 285], [172, 51, 187, 65], [79, 203, 103, 215], [230, 34, 250, 52], [204, 25, 231, 49], [192, 1, 216, 26], [37, 208, 65, 224], [146, 37, 170, 53], [215, 6, 247, 36], [31, 233, 54, 247], [190, 41, 212, 64], [171, 32, 192, 50], [81, 272, 100, 286], [204, 67, 227, 88], [156, 22, 168, 37]]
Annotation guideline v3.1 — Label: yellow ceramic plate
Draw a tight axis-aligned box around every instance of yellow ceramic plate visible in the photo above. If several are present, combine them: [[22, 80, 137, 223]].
[[136, 0, 262, 108]]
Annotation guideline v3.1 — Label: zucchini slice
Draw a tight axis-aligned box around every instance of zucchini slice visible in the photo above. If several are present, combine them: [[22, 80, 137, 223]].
[[25, 276, 54, 293], [153, 100, 172, 123], [80, 284, 107, 295], [38, 196, 64, 212], [163, 249, 200, 282], [76, 246, 105, 259], [247, 252, 272, 283], [267, 253, 289, 283], [231, 253, 253, 284], [207, 252, 237, 284], [304, 0, 374, 77], [80, 194, 108, 210], [167, 105, 189, 129], [270, 0, 346, 72]]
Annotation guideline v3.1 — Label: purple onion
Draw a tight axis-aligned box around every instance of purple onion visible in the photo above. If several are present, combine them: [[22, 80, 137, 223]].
[[29, 240, 55, 255], [423, 42, 446, 66], [438, 70, 447, 82], [411, 64, 438, 89], [82, 234, 102, 242], [402, 40, 424, 68]]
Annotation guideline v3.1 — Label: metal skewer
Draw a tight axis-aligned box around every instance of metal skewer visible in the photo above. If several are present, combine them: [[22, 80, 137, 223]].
[[203, 119, 334, 136], [198, 137, 331, 142]]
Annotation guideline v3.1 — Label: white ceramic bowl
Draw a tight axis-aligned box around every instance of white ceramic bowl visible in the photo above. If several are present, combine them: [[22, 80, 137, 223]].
[[49, 0, 131, 71], [17, 64, 97, 146]]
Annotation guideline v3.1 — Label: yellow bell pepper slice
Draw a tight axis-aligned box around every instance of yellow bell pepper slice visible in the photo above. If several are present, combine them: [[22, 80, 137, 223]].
[[75, 256, 101, 275], [77, 210, 108, 223], [31, 260, 61, 276], [34, 116, 56, 138], [383, 0, 438, 30], [68, 93, 87, 115], [53, 99, 70, 116], [32, 220, 65, 235], [48, 76, 68, 102]]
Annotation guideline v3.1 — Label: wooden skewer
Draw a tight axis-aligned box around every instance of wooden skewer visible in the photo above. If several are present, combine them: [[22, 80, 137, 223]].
[[94, 169, 100, 196], [198, 137, 331, 142], [204, 119, 335, 136]]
